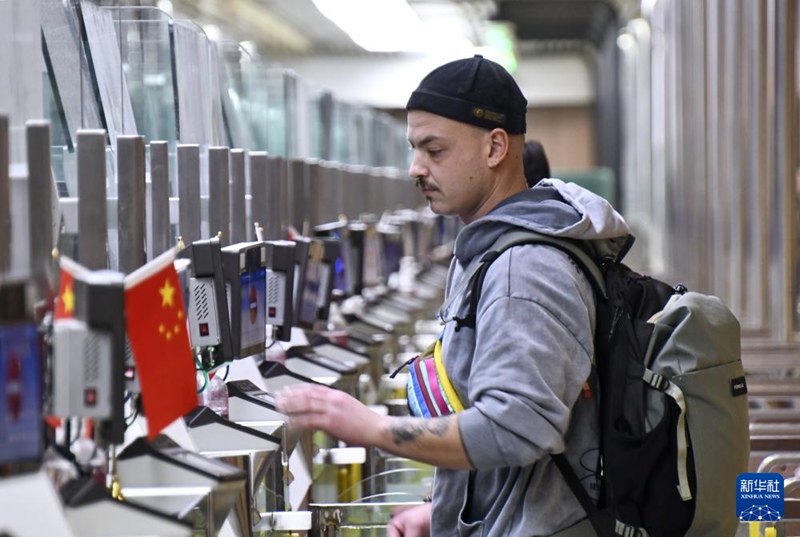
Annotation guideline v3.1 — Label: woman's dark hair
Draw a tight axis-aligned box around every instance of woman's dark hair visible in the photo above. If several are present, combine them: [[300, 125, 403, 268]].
[[523, 140, 551, 188]]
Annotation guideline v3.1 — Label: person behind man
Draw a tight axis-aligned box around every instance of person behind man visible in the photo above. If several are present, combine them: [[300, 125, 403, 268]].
[[523, 139, 552, 187], [275, 55, 631, 536]]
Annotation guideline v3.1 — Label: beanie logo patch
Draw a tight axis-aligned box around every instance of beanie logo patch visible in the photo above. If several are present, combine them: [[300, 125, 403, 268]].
[[472, 107, 505, 125]]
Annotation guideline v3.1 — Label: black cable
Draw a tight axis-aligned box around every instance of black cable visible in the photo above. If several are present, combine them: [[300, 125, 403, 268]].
[[124, 394, 140, 428], [69, 418, 83, 446], [63, 419, 72, 449], [125, 405, 139, 428]]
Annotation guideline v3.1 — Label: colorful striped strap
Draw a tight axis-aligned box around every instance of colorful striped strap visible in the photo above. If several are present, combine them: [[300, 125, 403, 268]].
[[423, 357, 453, 415], [412, 357, 439, 417], [433, 339, 464, 412], [407, 362, 431, 418]]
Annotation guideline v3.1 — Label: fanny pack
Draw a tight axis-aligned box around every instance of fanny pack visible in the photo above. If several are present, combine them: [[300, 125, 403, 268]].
[[400, 337, 464, 418]]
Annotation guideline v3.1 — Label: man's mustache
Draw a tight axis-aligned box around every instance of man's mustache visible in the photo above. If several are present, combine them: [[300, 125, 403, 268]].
[[415, 178, 434, 190]]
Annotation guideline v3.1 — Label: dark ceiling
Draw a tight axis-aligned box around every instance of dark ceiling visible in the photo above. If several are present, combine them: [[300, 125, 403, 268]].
[[495, 0, 619, 48]]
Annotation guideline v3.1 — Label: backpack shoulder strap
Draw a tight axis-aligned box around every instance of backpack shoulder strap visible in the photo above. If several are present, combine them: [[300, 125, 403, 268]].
[[451, 229, 608, 331], [496, 230, 607, 298]]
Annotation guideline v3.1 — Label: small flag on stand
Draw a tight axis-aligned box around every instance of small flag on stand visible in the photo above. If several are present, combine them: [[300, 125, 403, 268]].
[[124, 248, 197, 440], [49, 255, 89, 429], [54, 256, 89, 320]]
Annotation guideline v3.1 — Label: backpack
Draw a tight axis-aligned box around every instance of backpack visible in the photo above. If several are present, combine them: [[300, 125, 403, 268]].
[[452, 228, 750, 537]]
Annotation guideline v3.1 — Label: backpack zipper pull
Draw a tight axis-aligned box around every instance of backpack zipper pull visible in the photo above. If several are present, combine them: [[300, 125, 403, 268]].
[[389, 355, 418, 379], [608, 307, 624, 342]]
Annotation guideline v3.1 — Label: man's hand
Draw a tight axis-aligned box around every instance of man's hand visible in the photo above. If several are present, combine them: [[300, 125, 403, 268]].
[[275, 384, 385, 447], [275, 383, 472, 469], [387, 503, 432, 537]]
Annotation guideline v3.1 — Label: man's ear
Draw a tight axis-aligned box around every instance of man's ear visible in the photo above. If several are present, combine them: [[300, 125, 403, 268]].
[[486, 129, 510, 168]]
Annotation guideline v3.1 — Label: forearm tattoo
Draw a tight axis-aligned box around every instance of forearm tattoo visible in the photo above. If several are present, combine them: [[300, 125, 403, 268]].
[[390, 416, 451, 445]]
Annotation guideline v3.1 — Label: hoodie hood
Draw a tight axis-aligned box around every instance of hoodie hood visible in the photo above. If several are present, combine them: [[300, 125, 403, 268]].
[[453, 178, 630, 264]]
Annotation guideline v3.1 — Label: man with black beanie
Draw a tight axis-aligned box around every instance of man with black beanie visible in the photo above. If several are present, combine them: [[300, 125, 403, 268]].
[[276, 55, 631, 536]]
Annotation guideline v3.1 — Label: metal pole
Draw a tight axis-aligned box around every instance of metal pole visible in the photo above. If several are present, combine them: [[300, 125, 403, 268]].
[[0, 115, 8, 273], [229, 148, 246, 244], [117, 135, 146, 273], [177, 144, 201, 244], [150, 141, 171, 256], [28, 120, 54, 275], [249, 151, 268, 240], [77, 130, 108, 270], [208, 146, 230, 245], [266, 155, 287, 240]]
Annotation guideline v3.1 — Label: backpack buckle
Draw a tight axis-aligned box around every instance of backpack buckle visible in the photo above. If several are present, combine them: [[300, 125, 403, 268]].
[[643, 369, 670, 391]]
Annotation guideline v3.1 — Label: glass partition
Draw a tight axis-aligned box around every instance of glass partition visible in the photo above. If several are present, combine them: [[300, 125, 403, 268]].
[[330, 99, 353, 165], [216, 39, 255, 150], [328, 99, 408, 169], [284, 69, 304, 158], [372, 112, 409, 170], [309, 86, 333, 160], [42, 0, 106, 196], [40, 0, 424, 274], [105, 6, 178, 147], [353, 105, 374, 167], [1, 0, 43, 166], [81, 0, 138, 148], [173, 19, 224, 147], [262, 67, 291, 157], [244, 62, 271, 152]]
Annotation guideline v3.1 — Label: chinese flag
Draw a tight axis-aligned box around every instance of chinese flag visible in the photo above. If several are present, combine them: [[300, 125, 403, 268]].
[[54, 256, 89, 319], [124, 248, 196, 440], [49, 255, 89, 429]]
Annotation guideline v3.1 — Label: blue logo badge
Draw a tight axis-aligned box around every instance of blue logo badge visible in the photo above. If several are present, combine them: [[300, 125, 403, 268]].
[[737, 473, 784, 522]]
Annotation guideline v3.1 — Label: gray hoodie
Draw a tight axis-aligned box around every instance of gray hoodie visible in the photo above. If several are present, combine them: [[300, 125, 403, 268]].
[[430, 179, 630, 537]]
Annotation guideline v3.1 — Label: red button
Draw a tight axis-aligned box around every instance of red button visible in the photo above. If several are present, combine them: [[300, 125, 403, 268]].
[[85, 388, 97, 407]]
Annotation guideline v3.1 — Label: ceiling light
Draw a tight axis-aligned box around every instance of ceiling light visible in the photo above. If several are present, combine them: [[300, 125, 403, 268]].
[[312, 0, 471, 53], [156, 0, 173, 15]]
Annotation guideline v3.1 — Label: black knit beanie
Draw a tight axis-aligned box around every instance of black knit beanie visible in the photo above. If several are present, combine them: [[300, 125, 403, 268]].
[[406, 55, 527, 134]]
